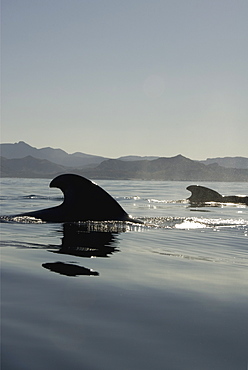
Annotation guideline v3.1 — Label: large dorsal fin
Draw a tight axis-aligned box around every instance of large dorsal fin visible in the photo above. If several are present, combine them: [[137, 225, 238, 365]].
[[49, 174, 129, 221], [17, 174, 141, 223]]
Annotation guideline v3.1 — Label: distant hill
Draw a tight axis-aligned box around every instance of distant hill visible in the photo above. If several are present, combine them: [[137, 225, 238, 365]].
[[1, 141, 248, 181], [0, 141, 108, 168], [117, 155, 159, 161], [200, 157, 248, 169], [0, 156, 69, 178], [79, 155, 248, 181]]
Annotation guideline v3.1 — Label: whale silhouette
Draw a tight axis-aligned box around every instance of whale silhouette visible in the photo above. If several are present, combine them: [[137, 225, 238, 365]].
[[17, 174, 142, 223], [187, 185, 248, 205]]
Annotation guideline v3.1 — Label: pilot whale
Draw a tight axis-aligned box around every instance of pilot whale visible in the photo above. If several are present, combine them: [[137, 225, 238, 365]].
[[187, 185, 248, 205], [16, 174, 142, 223]]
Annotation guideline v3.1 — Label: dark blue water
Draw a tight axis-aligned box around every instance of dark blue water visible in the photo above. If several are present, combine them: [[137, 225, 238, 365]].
[[1, 178, 248, 370]]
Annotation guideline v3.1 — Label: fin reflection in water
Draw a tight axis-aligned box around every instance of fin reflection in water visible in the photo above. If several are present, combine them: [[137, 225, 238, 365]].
[[52, 222, 121, 258], [42, 262, 99, 277], [43, 222, 123, 277]]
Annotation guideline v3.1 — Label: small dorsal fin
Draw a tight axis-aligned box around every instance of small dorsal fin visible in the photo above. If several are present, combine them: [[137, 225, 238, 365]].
[[186, 185, 222, 203]]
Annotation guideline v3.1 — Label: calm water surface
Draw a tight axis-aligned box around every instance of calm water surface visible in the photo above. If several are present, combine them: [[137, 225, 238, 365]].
[[1, 178, 248, 370]]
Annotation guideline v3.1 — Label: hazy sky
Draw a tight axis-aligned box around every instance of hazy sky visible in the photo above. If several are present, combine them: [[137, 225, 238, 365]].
[[1, 0, 248, 159]]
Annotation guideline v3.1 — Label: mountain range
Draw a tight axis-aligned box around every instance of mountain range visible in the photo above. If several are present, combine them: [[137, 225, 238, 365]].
[[1, 141, 248, 181], [0, 141, 107, 168]]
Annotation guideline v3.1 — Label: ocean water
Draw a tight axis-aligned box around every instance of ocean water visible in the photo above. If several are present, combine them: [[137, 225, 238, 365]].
[[1, 178, 248, 370]]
